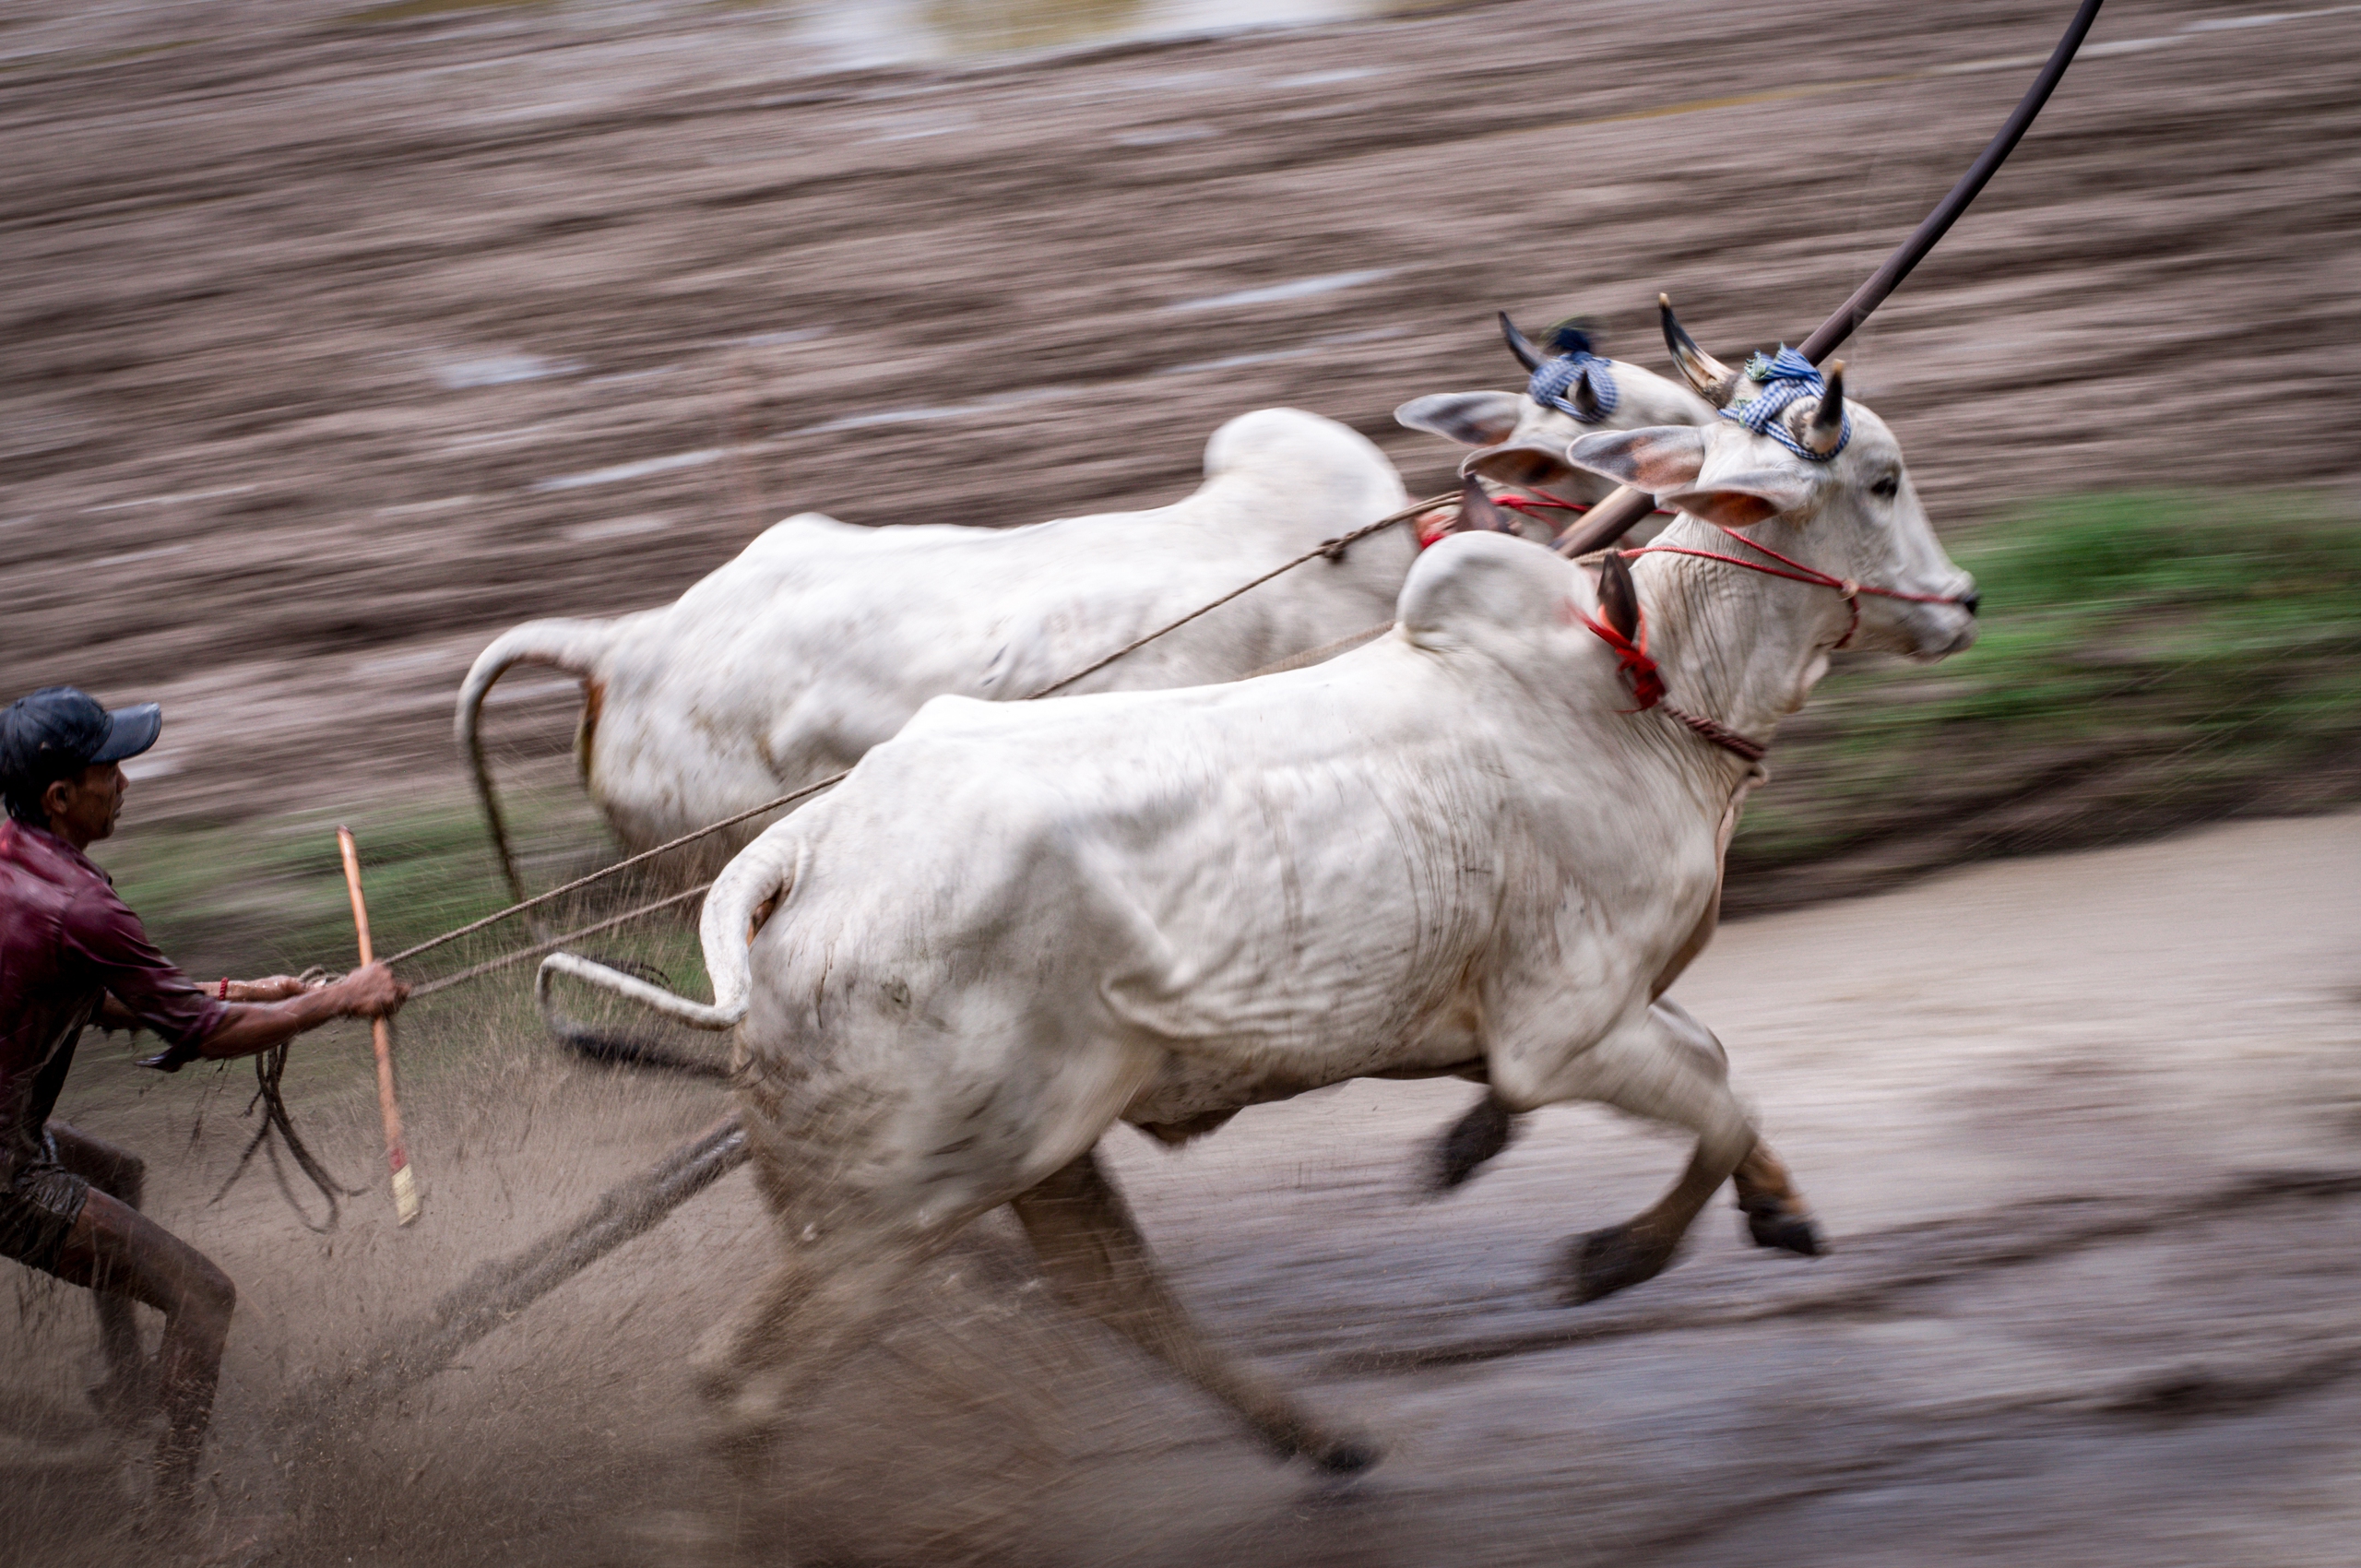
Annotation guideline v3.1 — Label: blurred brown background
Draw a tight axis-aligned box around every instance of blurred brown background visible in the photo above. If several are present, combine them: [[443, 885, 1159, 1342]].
[[7, 0, 2355, 830]]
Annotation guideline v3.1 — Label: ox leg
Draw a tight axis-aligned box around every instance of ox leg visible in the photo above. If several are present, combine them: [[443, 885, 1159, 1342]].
[[699, 1242, 923, 1443], [1010, 1148, 1378, 1474], [1645, 999, 1823, 1258], [1427, 1087, 1821, 1255], [694, 1232, 930, 1560], [1506, 1008, 1756, 1306], [1426, 1091, 1519, 1193], [1733, 1141, 1822, 1257]]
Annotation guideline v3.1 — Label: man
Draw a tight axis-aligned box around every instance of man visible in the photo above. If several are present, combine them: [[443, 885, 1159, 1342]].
[[0, 685, 405, 1506]]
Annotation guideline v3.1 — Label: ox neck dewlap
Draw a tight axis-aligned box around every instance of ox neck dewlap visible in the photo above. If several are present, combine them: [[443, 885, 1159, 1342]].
[[1722, 347, 1848, 461], [1525, 348, 1619, 425]]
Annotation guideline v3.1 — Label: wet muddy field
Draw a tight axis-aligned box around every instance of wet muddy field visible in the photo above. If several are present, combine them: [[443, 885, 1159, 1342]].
[[10, 814, 2360, 1566], [6, 1, 2361, 1562]]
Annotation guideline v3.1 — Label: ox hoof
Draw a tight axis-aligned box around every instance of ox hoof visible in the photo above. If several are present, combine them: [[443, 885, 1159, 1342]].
[[1311, 1435, 1382, 1476], [1561, 1224, 1674, 1305], [1743, 1207, 1824, 1257], [1423, 1095, 1518, 1196], [1266, 1425, 1382, 1475]]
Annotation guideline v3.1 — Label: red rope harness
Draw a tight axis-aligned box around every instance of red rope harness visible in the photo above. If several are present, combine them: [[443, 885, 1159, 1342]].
[[1465, 490, 1965, 764], [1570, 607, 1667, 712], [1421, 486, 1667, 549], [1621, 522, 1970, 650], [1492, 493, 1589, 518], [1573, 591, 1769, 765], [1572, 523, 1970, 762]]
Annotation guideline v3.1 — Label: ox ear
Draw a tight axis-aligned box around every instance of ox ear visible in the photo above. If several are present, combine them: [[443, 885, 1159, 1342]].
[[1564, 425, 1708, 493], [1395, 391, 1525, 448], [1659, 469, 1819, 530], [1462, 440, 1591, 494]]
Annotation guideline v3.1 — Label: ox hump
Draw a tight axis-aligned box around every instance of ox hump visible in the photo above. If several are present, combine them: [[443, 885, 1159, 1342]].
[[1396, 531, 1577, 656], [1199, 407, 1403, 505]]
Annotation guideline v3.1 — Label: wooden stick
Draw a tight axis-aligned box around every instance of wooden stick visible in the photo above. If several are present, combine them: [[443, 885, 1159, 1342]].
[[338, 826, 420, 1226], [326, 1117, 748, 1417]]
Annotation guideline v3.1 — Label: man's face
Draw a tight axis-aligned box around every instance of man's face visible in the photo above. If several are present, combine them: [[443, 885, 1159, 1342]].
[[44, 762, 126, 845]]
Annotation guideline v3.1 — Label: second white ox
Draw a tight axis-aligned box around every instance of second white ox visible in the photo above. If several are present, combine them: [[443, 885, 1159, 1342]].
[[462, 409, 1404, 891], [547, 355, 1975, 1475], [458, 343, 1713, 897]]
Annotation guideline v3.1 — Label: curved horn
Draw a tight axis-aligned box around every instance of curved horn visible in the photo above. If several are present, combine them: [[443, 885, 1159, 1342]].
[[1805, 360, 1846, 457], [1657, 293, 1739, 406], [1498, 310, 1544, 374]]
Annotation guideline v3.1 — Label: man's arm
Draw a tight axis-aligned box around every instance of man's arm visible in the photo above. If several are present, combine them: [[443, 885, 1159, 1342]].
[[195, 964, 404, 1061], [65, 884, 405, 1068], [92, 974, 314, 1029]]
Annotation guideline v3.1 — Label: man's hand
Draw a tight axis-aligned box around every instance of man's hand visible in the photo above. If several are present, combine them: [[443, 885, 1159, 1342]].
[[332, 962, 407, 1020], [172, 961, 410, 1065]]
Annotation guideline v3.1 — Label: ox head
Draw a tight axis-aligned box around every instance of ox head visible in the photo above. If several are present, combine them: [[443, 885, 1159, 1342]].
[[1394, 314, 1718, 505], [1566, 306, 1977, 661]]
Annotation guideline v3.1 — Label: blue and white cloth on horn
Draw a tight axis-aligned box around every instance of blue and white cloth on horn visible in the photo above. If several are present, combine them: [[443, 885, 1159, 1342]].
[[1721, 346, 1850, 462], [1526, 350, 1619, 425]]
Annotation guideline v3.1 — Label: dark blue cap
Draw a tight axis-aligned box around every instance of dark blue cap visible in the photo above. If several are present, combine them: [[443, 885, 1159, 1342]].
[[0, 687, 163, 802]]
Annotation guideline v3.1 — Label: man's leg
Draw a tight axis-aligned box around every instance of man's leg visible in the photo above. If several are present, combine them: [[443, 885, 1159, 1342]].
[[46, 1123, 149, 1407], [49, 1187, 235, 1505]]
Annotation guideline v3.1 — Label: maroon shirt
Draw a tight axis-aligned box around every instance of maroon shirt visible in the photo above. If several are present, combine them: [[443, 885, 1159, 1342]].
[[0, 820, 225, 1183]]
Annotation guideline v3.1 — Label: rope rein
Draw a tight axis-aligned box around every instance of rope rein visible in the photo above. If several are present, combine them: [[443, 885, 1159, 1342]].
[[1488, 491, 1674, 526], [1623, 520, 1972, 651], [383, 493, 1447, 982], [208, 968, 367, 1229], [397, 491, 1968, 985]]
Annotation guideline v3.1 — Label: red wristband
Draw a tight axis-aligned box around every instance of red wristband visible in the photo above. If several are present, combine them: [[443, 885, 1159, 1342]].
[[217, 977, 231, 1002]]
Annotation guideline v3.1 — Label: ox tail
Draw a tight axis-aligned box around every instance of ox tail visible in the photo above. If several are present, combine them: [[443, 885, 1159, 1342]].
[[532, 830, 792, 1033], [457, 618, 616, 907]]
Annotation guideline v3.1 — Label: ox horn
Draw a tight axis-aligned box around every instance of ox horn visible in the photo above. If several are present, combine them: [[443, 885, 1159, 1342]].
[[1657, 293, 1739, 407], [1805, 360, 1846, 457], [1498, 310, 1545, 374]]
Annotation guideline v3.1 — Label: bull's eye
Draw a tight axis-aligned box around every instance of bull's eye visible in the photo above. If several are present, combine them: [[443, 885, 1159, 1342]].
[[1870, 474, 1901, 500]]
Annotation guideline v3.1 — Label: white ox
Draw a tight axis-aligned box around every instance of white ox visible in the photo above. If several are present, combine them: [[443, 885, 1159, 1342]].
[[545, 354, 1976, 1479], [458, 349, 1714, 896]]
